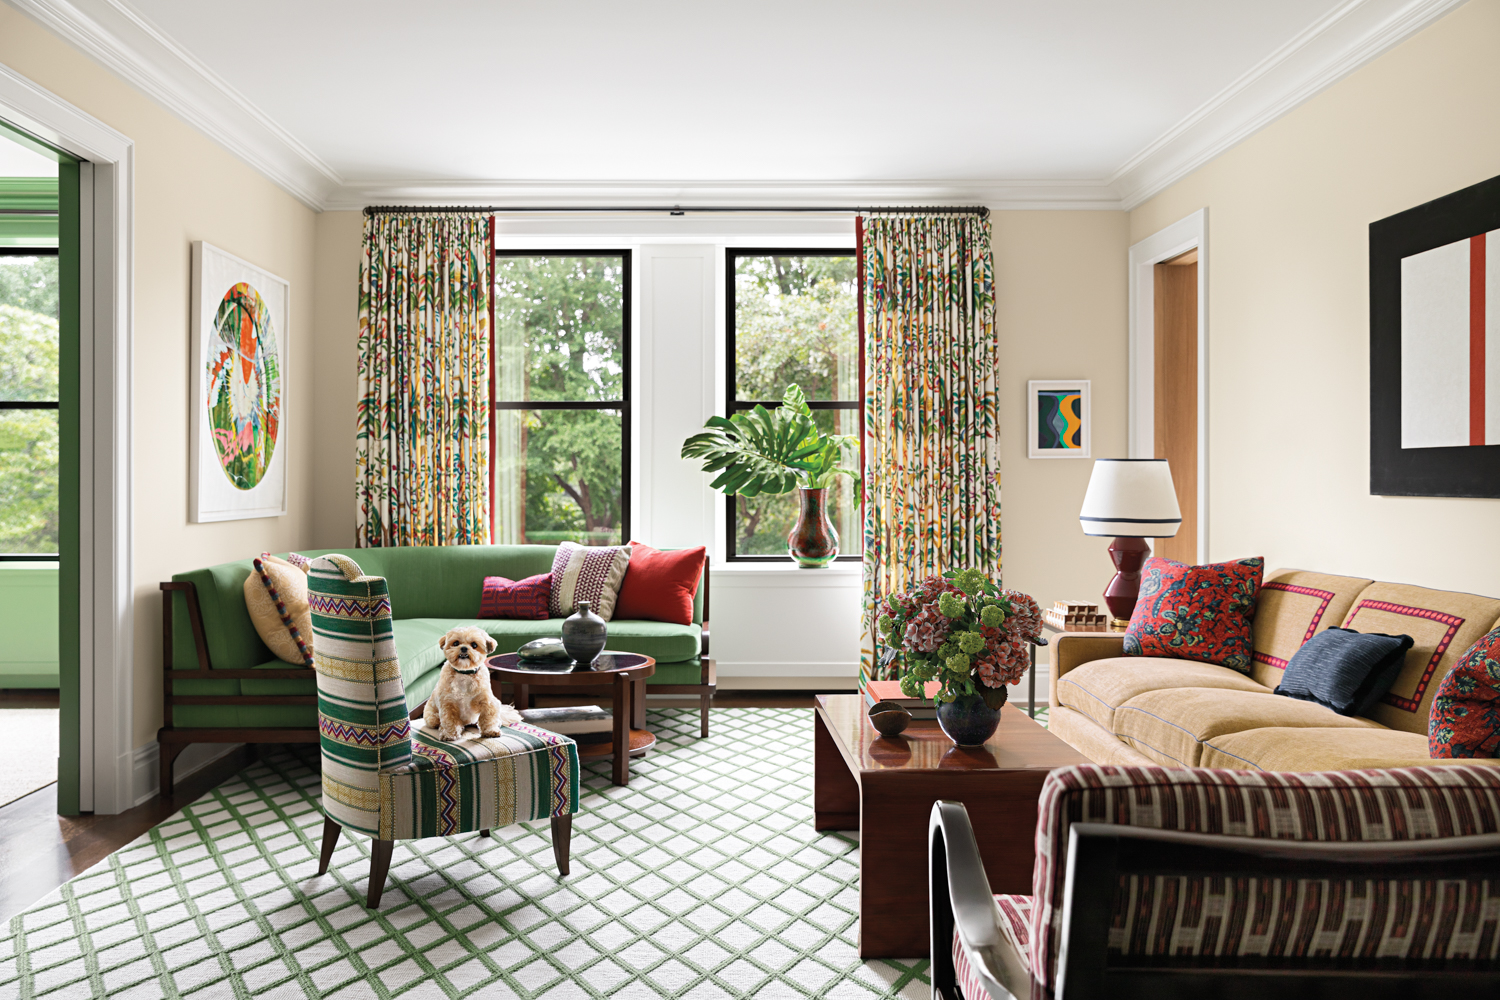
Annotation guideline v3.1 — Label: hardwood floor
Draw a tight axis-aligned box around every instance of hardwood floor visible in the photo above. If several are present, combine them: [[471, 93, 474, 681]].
[[0, 693, 844, 922], [0, 746, 254, 924]]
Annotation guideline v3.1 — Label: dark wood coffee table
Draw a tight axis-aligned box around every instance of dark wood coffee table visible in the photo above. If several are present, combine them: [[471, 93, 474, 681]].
[[488, 651, 656, 786], [814, 693, 1088, 958]]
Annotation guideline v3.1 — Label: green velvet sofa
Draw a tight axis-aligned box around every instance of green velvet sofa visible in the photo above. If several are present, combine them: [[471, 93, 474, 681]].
[[159, 545, 714, 796]]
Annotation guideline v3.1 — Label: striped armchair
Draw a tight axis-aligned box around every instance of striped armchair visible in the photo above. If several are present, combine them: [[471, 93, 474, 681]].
[[308, 554, 579, 907], [931, 764, 1500, 999]]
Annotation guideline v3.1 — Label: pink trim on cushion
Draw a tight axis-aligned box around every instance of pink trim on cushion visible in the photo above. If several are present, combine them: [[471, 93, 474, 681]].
[[1252, 582, 1336, 670], [1341, 600, 1464, 712]]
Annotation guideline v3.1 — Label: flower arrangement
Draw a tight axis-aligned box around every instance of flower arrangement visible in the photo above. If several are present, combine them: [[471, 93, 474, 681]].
[[878, 569, 1043, 710]]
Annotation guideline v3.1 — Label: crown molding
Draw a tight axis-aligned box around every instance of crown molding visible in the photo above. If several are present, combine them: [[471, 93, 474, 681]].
[[6, 0, 341, 210], [4, 0, 1467, 215], [1110, 0, 1467, 210], [323, 178, 1125, 213]]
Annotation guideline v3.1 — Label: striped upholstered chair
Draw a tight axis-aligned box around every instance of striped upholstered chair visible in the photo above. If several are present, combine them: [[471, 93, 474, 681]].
[[931, 763, 1500, 999], [308, 554, 579, 907]]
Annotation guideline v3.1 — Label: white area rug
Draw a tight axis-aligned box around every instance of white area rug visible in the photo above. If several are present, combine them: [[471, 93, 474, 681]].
[[0, 709, 57, 807], [0, 708, 930, 997]]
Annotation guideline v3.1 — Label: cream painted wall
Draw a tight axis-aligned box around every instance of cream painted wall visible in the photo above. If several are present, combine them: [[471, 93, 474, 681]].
[[993, 211, 1129, 667], [310, 210, 362, 548], [1128, 0, 1500, 598], [0, 6, 319, 749]]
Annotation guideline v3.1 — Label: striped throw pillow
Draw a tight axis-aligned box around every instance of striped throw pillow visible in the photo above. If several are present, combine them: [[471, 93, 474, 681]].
[[479, 574, 551, 621], [548, 542, 631, 621]]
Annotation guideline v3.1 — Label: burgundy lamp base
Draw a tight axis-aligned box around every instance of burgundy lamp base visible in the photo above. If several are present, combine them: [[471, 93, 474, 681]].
[[1103, 536, 1152, 623]]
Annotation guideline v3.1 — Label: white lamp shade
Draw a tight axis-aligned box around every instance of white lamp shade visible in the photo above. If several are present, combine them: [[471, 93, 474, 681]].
[[1079, 459, 1181, 537]]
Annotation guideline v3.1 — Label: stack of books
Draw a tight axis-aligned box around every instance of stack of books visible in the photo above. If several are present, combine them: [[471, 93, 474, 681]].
[[860, 679, 940, 720], [1043, 600, 1108, 632], [519, 705, 612, 737]]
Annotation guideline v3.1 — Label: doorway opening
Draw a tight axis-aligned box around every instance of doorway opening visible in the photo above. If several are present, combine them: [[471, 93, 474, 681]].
[[1154, 248, 1197, 563]]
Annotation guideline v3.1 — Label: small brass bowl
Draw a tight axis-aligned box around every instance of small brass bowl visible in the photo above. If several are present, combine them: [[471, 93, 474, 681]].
[[868, 700, 912, 737]]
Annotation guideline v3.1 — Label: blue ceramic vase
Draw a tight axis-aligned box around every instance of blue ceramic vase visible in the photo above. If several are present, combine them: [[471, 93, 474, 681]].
[[561, 600, 608, 666], [936, 689, 1006, 746]]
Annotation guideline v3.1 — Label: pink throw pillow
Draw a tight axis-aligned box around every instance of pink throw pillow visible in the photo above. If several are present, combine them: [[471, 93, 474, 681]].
[[479, 574, 551, 620]]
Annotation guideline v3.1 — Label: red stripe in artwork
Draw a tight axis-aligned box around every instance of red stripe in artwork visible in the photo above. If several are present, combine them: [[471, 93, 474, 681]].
[[1472, 233, 1486, 447]]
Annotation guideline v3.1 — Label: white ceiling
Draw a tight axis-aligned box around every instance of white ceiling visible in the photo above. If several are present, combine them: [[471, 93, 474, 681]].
[[2, 0, 1469, 210]]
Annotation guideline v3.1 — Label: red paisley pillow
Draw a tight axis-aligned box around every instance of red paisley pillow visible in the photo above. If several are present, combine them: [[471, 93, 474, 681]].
[[1122, 556, 1264, 672], [1430, 626, 1500, 758]]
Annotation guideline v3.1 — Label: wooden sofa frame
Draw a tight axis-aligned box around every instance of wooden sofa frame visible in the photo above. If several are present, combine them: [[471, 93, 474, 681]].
[[158, 563, 717, 797]]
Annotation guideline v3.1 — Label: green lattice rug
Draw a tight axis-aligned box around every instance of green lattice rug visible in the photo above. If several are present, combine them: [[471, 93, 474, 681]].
[[0, 709, 931, 998]]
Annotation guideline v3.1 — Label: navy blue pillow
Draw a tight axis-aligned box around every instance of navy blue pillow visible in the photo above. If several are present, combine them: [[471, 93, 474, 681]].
[[1274, 626, 1414, 717]]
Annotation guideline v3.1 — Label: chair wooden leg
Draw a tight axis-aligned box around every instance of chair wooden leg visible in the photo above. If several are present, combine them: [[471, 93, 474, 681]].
[[158, 741, 187, 800], [551, 814, 571, 877], [479, 829, 490, 838], [366, 839, 395, 908], [700, 692, 710, 738], [317, 816, 341, 875]]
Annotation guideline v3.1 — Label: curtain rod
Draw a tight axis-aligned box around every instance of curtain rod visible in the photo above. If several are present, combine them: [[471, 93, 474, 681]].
[[363, 204, 990, 219]]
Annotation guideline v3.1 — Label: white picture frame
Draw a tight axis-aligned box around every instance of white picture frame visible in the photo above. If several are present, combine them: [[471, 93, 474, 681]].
[[190, 241, 289, 521], [1027, 379, 1091, 459]]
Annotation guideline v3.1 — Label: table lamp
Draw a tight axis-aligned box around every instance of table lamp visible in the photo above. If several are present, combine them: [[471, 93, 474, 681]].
[[1078, 459, 1181, 626]]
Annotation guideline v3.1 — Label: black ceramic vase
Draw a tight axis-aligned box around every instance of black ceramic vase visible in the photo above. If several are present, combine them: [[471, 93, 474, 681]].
[[561, 600, 607, 666], [936, 689, 1006, 746]]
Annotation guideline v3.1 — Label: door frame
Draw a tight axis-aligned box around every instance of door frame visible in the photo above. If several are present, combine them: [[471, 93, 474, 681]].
[[1128, 209, 1207, 562], [0, 61, 134, 814]]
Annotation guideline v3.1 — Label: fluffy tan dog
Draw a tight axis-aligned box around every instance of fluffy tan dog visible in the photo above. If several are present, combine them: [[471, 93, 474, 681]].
[[422, 626, 521, 741]]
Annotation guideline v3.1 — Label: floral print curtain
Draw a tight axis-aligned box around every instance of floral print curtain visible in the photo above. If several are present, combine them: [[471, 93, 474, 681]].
[[356, 212, 493, 547], [859, 213, 1001, 682]]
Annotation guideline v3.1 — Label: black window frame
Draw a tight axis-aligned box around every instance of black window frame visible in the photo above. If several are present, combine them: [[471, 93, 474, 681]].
[[490, 248, 632, 546], [724, 247, 862, 563], [0, 245, 60, 562]]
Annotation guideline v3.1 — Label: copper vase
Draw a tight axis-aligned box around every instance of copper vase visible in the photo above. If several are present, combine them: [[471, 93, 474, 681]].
[[787, 487, 838, 568]]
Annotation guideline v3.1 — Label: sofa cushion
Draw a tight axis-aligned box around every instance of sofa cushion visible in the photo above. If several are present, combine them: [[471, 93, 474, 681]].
[[1123, 556, 1263, 671], [412, 617, 703, 664], [1113, 687, 1384, 767], [1200, 726, 1500, 771], [1055, 656, 1270, 731], [1250, 569, 1373, 689], [1340, 582, 1500, 735]]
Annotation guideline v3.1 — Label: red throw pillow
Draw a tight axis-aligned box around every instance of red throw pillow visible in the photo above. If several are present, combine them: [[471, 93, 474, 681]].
[[479, 574, 551, 620], [1122, 556, 1264, 672], [1430, 626, 1500, 758], [612, 542, 706, 626]]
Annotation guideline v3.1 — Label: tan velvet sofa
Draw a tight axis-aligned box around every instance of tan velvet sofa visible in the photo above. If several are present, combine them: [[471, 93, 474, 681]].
[[1048, 568, 1500, 770]]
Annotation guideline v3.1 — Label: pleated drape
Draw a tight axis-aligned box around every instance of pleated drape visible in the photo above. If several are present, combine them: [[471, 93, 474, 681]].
[[859, 214, 1001, 682], [356, 213, 493, 547]]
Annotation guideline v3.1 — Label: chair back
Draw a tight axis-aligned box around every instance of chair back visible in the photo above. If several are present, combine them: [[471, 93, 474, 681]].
[[1030, 764, 1500, 990], [308, 554, 412, 835]]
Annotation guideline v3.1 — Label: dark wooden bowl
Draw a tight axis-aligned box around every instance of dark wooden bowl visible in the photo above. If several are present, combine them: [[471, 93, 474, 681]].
[[868, 699, 912, 736]]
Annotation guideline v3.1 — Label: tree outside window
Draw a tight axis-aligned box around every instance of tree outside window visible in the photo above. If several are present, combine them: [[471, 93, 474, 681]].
[[0, 250, 60, 557], [492, 253, 629, 545], [727, 250, 861, 560]]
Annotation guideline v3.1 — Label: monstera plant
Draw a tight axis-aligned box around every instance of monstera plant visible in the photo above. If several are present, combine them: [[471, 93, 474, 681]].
[[681, 384, 860, 566]]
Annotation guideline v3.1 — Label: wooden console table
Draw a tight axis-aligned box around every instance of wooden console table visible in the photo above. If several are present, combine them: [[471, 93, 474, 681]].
[[813, 693, 1088, 958]]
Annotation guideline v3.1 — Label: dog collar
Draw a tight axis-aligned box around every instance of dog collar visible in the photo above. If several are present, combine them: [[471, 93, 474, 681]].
[[449, 665, 483, 676]]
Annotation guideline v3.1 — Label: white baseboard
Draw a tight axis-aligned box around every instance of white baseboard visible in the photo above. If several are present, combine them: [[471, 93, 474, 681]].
[[715, 676, 859, 691], [714, 660, 860, 678], [131, 741, 246, 806]]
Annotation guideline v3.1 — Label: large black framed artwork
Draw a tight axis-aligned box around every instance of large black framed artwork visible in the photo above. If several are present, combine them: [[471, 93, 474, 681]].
[[1371, 172, 1500, 497]]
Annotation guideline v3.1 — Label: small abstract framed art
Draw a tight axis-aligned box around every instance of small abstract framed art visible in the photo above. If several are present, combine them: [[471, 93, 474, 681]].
[[1371, 172, 1500, 497], [190, 241, 289, 521], [1027, 379, 1090, 459]]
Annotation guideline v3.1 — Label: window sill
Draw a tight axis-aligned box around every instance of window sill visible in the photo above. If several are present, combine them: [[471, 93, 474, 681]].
[[711, 561, 863, 580]]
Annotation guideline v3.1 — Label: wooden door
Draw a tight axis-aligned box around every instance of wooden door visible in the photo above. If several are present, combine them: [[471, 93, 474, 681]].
[[1153, 250, 1197, 563]]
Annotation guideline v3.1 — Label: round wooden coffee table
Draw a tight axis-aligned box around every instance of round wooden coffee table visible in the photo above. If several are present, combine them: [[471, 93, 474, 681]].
[[487, 651, 656, 787]]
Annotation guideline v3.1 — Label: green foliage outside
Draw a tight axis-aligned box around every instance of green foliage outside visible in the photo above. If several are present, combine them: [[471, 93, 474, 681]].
[[0, 258, 60, 552], [730, 255, 860, 555], [493, 257, 624, 544]]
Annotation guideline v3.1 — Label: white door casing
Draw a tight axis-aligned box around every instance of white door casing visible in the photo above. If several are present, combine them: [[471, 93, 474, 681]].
[[0, 60, 133, 814], [1128, 209, 1208, 562]]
